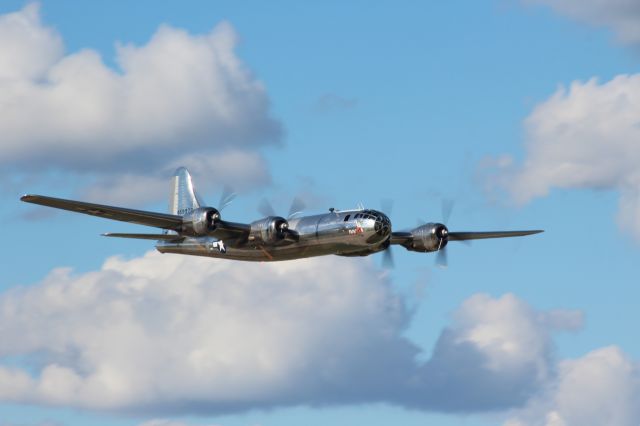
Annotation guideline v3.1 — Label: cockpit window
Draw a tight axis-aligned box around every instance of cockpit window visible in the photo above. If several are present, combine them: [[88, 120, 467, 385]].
[[344, 214, 351, 221]]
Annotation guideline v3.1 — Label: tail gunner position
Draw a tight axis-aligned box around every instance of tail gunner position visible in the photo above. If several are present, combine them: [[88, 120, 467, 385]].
[[21, 167, 543, 266]]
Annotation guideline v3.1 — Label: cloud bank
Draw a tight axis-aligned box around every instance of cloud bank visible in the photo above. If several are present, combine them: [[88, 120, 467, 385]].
[[0, 4, 281, 202], [0, 251, 586, 416], [485, 75, 640, 240], [525, 0, 640, 46]]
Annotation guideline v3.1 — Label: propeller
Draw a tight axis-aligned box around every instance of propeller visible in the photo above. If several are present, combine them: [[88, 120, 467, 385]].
[[258, 197, 307, 219], [380, 198, 394, 216], [435, 224, 449, 268], [218, 185, 237, 212], [257, 196, 306, 242], [382, 245, 395, 269], [258, 198, 276, 217], [379, 198, 395, 269], [435, 199, 454, 268], [288, 196, 306, 219], [441, 198, 454, 225]]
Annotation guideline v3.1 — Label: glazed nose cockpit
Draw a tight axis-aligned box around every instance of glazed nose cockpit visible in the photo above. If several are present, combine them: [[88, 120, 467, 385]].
[[349, 209, 391, 241], [373, 211, 391, 236]]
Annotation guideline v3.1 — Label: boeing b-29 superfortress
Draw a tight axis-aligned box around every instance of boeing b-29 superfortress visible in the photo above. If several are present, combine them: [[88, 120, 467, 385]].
[[21, 167, 542, 267]]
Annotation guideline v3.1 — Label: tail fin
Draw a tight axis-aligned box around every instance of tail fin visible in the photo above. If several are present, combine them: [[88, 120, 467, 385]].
[[169, 167, 204, 216]]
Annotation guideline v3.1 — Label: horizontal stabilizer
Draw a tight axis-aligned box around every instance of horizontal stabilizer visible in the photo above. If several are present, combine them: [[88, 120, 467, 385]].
[[21, 194, 183, 230], [102, 233, 184, 241], [448, 230, 543, 241]]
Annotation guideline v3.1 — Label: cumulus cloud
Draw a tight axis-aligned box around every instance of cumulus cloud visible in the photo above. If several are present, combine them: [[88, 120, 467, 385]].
[[0, 253, 413, 413], [0, 252, 581, 415], [403, 294, 583, 412], [0, 4, 281, 203], [0, 3, 63, 81], [525, 0, 640, 46], [484, 75, 640, 240], [504, 346, 640, 426]]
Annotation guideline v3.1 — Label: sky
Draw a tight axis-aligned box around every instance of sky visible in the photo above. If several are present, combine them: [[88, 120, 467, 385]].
[[1, 1, 639, 425]]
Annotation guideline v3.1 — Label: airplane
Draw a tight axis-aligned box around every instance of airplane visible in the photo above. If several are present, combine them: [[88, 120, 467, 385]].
[[20, 167, 543, 267]]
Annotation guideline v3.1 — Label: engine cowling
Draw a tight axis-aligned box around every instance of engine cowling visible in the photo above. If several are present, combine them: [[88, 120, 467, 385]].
[[248, 216, 295, 245], [403, 223, 448, 252], [181, 207, 220, 236]]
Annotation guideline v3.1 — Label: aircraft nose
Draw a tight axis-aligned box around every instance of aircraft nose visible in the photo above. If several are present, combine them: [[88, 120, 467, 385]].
[[373, 212, 391, 238]]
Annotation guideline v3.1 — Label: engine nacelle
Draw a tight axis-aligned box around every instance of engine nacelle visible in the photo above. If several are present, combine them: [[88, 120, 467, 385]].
[[248, 216, 291, 245], [181, 207, 220, 236], [403, 223, 448, 252]]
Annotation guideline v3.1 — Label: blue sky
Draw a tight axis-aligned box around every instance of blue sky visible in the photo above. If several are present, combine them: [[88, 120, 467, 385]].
[[1, 1, 639, 425]]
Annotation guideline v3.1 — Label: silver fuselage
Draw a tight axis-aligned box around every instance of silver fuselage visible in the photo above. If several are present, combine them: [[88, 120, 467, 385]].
[[156, 209, 390, 261]]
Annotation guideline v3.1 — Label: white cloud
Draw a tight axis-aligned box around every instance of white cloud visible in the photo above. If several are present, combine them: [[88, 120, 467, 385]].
[[0, 4, 281, 204], [0, 3, 63, 81], [485, 75, 640, 240], [406, 294, 582, 412], [504, 346, 640, 426], [0, 252, 415, 412], [525, 0, 640, 45], [0, 254, 582, 414]]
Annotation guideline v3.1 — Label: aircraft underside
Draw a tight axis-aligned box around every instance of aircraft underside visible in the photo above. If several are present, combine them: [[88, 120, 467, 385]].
[[156, 236, 385, 262]]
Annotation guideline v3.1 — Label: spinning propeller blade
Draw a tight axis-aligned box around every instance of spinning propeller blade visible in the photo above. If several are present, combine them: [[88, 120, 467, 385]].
[[382, 246, 395, 269], [258, 198, 276, 217], [435, 246, 448, 268], [288, 196, 306, 219], [441, 198, 454, 225], [259, 197, 307, 219], [434, 198, 453, 268], [218, 185, 237, 212]]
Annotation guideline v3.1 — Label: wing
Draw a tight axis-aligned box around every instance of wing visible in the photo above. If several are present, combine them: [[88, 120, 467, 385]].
[[102, 233, 185, 241], [390, 229, 543, 245], [21, 194, 183, 230], [209, 221, 251, 241], [448, 230, 543, 241]]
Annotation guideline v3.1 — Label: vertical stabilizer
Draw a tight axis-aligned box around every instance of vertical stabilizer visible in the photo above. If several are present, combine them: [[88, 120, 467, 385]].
[[169, 167, 204, 216]]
